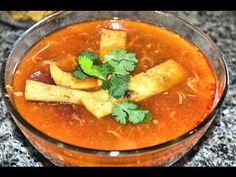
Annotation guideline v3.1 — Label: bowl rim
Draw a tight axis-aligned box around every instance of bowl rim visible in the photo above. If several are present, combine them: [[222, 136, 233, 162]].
[[0, 11, 229, 156]]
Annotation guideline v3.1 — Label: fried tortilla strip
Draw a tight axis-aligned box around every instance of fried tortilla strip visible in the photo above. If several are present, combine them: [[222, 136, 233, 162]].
[[99, 28, 126, 60], [25, 60, 187, 118], [25, 79, 112, 118], [81, 90, 114, 118], [50, 63, 99, 90], [129, 59, 188, 102], [25, 80, 86, 104]]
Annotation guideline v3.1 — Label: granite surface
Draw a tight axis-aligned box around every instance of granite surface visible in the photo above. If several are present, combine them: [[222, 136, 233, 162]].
[[0, 11, 235, 167]]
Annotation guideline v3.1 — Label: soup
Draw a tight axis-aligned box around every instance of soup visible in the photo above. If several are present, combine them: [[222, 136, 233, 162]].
[[11, 19, 216, 150]]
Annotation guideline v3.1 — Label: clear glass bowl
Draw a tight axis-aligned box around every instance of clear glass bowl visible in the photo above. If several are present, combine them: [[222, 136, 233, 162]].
[[0, 11, 228, 166]]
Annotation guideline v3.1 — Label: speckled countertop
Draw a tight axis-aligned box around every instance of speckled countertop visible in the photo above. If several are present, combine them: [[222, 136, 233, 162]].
[[0, 11, 235, 167]]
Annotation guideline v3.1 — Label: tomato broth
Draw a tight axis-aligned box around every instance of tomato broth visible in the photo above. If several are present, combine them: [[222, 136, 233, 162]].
[[12, 19, 216, 150]]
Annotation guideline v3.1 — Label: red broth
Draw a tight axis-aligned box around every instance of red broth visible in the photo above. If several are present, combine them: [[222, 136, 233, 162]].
[[12, 19, 216, 150]]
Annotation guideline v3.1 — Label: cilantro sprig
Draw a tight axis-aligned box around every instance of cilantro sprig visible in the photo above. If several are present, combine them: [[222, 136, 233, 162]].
[[112, 101, 151, 124], [104, 49, 138, 76], [73, 49, 138, 98], [101, 74, 130, 99], [101, 49, 138, 98], [71, 49, 151, 124]]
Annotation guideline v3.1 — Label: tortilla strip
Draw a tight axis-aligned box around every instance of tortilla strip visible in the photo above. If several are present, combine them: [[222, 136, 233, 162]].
[[80, 90, 114, 118], [99, 28, 126, 60], [25, 80, 86, 105], [25, 80, 113, 117], [50, 63, 100, 90], [129, 59, 188, 102], [25, 59, 187, 118]]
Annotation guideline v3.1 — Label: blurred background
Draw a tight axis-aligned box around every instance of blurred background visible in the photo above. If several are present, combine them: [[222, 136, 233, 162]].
[[0, 11, 235, 166]]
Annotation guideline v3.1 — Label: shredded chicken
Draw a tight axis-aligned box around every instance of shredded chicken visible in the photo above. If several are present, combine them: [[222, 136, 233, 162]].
[[186, 93, 197, 97], [140, 56, 154, 69], [153, 119, 158, 124], [127, 128, 134, 139], [186, 73, 200, 93], [154, 50, 159, 53], [107, 130, 121, 138], [15, 70, 21, 75], [13, 91, 23, 96], [42, 60, 54, 65], [127, 35, 139, 47], [176, 91, 184, 104], [193, 71, 200, 79], [147, 43, 152, 48], [75, 117, 85, 126], [176, 90, 196, 104], [32, 43, 50, 62], [137, 126, 143, 137]]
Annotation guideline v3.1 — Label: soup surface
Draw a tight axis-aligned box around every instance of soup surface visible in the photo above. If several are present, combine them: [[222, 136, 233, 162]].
[[12, 19, 216, 150]]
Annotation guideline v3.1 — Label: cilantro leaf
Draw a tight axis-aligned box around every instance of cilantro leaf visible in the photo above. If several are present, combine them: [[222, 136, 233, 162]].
[[78, 55, 105, 80], [104, 49, 138, 76], [108, 74, 130, 98], [100, 62, 114, 78], [78, 50, 98, 62], [72, 50, 99, 80], [142, 111, 153, 123], [72, 67, 89, 79], [101, 74, 130, 99], [112, 101, 150, 124], [105, 49, 137, 63], [112, 105, 127, 124], [101, 80, 111, 90]]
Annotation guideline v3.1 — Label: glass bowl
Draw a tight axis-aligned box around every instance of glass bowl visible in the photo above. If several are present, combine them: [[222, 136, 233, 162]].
[[0, 11, 228, 166]]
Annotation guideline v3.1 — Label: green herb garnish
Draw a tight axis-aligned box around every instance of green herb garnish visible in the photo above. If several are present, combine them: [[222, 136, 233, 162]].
[[73, 49, 137, 99], [78, 55, 105, 80], [72, 49, 151, 125], [72, 67, 89, 79], [104, 49, 138, 76], [72, 50, 99, 79], [78, 50, 99, 62], [102, 74, 130, 99], [100, 49, 138, 98], [100, 62, 114, 78], [112, 101, 150, 124]]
